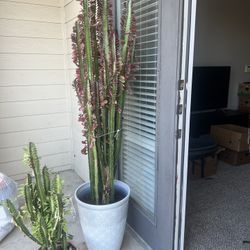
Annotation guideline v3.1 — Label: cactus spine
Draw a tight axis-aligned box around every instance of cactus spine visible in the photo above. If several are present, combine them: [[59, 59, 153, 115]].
[[5, 142, 71, 250]]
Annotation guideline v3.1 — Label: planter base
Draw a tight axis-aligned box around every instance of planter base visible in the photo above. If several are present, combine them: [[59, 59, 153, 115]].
[[75, 180, 130, 250]]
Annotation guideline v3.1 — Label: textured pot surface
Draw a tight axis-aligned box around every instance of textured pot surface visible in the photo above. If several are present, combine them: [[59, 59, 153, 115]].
[[75, 180, 130, 250]]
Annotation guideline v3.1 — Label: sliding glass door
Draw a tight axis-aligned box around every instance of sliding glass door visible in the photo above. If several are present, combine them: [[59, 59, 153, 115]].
[[120, 0, 187, 249]]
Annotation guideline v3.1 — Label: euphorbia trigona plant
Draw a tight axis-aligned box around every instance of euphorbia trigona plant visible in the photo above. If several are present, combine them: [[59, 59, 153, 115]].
[[71, 0, 136, 205]]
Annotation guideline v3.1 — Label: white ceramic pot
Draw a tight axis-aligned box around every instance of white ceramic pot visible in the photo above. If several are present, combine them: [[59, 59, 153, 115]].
[[75, 180, 130, 250]]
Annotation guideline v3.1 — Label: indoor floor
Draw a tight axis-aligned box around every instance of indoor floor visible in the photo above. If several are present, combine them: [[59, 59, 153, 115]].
[[185, 161, 250, 250]]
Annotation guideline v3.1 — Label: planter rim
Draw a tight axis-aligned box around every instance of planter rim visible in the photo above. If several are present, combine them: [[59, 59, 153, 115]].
[[74, 180, 130, 210]]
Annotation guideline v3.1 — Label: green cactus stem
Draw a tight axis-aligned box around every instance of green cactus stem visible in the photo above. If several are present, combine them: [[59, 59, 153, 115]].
[[5, 142, 71, 249], [71, 0, 136, 204], [5, 199, 42, 246]]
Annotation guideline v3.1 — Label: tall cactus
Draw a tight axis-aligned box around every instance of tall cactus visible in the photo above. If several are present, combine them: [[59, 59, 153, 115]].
[[5, 143, 71, 250], [71, 0, 136, 204]]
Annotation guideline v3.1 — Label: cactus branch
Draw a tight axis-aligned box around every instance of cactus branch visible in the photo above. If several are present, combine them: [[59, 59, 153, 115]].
[[5, 143, 72, 249], [5, 199, 42, 246], [72, 0, 136, 204]]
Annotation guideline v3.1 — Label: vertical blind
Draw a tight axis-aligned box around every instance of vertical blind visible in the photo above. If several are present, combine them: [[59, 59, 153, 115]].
[[122, 0, 159, 216]]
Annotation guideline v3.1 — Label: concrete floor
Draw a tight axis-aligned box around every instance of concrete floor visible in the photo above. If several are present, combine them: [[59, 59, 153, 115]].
[[0, 170, 148, 250]]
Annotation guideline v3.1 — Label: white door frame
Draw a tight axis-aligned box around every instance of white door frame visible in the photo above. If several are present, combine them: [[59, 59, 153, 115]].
[[174, 0, 197, 249]]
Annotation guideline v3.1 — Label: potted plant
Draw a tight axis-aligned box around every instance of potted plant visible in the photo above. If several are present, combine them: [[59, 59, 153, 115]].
[[5, 142, 75, 250], [71, 0, 136, 249]]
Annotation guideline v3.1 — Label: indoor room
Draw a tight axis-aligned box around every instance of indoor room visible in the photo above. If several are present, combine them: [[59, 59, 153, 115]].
[[185, 0, 250, 249]]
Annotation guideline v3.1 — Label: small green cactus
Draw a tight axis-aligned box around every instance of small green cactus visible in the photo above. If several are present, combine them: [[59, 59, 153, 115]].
[[5, 142, 72, 250]]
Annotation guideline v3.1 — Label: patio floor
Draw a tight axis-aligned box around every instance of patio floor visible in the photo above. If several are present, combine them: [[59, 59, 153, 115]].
[[0, 170, 149, 250]]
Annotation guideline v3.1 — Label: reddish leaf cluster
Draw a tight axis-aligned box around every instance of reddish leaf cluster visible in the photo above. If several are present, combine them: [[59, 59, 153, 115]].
[[72, 0, 136, 156], [71, 0, 136, 203]]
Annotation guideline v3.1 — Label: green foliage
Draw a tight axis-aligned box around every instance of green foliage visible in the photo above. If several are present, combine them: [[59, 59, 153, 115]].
[[71, 0, 136, 204], [5, 142, 71, 250]]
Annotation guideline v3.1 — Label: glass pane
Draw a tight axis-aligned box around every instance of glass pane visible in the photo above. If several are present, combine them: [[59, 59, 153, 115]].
[[122, 0, 159, 217]]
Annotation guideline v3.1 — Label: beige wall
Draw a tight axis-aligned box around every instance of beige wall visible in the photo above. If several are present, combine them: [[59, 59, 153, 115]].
[[0, 0, 72, 180], [194, 0, 250, 109], [62, 0, 89, 181]]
